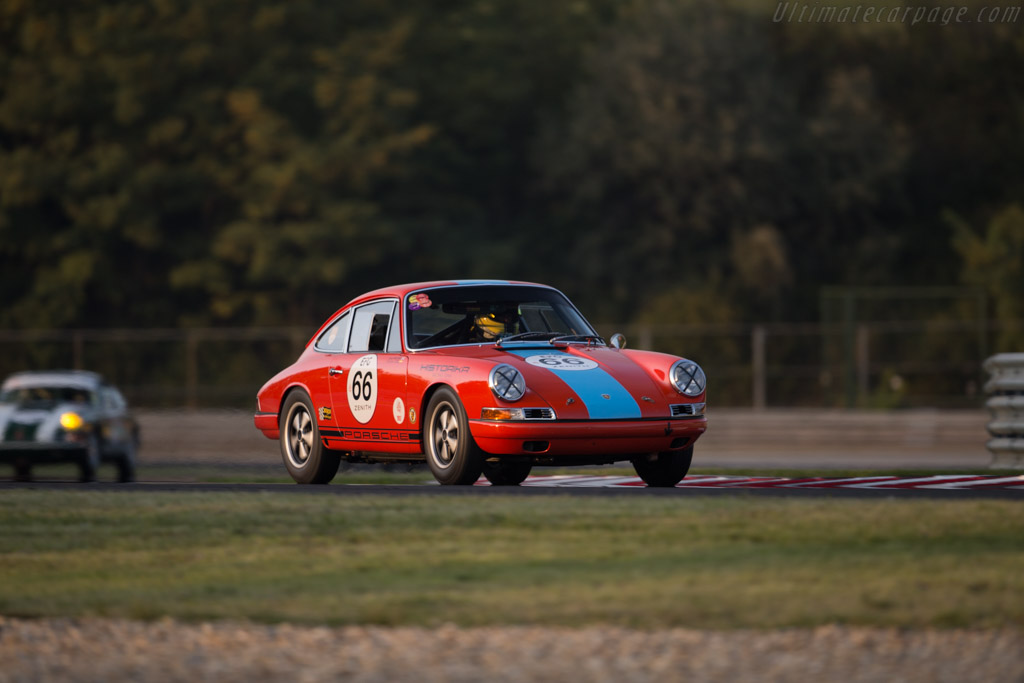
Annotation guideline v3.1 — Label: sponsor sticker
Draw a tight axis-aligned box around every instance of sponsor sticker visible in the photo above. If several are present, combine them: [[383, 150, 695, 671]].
[[347, 355, 378, 424], [318, 406, 333, 421], [393, 397, 405, 425], [408, 293, 432, 310]]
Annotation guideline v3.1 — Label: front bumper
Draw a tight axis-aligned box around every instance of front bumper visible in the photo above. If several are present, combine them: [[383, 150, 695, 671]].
[[254, 412, 279, 439], [469, 416, 707, 457], [0, 441, 88, 464]]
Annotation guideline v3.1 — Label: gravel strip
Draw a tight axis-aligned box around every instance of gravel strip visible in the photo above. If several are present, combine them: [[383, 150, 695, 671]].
[[0, 618, 1020, 682]]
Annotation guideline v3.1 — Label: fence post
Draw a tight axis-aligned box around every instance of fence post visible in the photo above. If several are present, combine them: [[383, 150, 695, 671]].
[[637, 324, 653, 351], [185, 330, 199, 410], [856, 324, 870, 406], [752, 325, 766, 411], [843, 291, 857, 408], [72, 331, 84, 370]]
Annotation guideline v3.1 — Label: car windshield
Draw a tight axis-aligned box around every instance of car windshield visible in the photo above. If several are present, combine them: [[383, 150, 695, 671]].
[[405, 285, 596, 350], [0, 386, 95, 407]]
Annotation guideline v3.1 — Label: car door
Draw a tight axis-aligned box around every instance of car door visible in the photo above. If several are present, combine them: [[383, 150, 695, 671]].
[[98, 386, 133, 454], [332, 299, 411, 449]]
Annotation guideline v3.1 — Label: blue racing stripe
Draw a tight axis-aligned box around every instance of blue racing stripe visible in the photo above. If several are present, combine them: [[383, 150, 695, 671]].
[[506, 350, 641, 419]]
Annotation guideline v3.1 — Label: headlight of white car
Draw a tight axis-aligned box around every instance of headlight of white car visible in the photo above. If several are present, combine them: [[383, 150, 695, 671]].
[[488, 364, 526, 401], [670, 360, 706, 397]]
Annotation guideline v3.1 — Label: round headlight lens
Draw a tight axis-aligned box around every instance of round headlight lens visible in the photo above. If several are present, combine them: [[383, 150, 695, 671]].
[[59, 412, 84, 430], [670, 360, 706, 397], [488, 364, 526, 402]]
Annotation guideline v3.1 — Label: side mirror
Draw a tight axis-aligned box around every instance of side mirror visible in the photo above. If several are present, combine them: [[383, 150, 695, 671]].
[[610, 333, 627, 349]]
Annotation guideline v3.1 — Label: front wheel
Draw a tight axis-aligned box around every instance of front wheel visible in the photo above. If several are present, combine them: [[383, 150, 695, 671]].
[[280, 391, 340, 484], [78, 436, 100, 483], [482, 460, 532, 486], [631, 446, 693, 487], [424, 388, 483, 485]]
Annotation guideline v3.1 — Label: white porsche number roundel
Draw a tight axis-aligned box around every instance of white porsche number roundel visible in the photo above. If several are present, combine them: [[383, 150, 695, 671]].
[[348, 355, 378, 424], [525, 354, 599, 371]]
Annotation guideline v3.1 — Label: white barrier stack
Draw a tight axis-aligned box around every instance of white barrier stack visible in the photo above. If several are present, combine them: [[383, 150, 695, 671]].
[[984, 353, 1024, 469]]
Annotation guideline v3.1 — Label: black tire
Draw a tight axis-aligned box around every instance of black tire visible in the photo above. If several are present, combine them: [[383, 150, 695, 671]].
[[424, 387, 484, 485], [14, 462, 31, 482], [482, 460, 532, 486], [280, 391, 340, 485], [79, 435, 100, 483], [117, 440, 138, 483], [631, 446, 693, 487]]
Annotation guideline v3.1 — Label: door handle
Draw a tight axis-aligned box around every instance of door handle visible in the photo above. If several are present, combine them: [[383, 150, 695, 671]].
[[328, 368, 343, 376]]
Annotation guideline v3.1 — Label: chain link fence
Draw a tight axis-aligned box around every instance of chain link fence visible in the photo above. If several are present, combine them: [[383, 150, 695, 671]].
[[0, 319, 1017, 409]]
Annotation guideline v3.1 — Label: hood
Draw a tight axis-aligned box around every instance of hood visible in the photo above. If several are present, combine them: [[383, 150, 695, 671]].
[[0, 402, 93, 442], [427, 343, 665, 420]]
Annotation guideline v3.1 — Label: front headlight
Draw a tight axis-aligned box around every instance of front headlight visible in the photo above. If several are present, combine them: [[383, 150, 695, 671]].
[[670, 360, 706, 397], [59, 412, 84, 430], [488, 364, 526, 402]]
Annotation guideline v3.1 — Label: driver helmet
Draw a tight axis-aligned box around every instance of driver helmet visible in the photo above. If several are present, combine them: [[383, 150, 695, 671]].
[[474, 313, 506, 340]]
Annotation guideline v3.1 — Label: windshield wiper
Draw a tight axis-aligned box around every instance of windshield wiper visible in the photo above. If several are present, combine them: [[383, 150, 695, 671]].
[[496, 332, 606, 348], [550, 335, 606, 346], [495, 332, 561, 347]]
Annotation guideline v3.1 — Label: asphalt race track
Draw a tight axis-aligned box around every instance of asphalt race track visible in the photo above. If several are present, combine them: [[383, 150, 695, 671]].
[[3, 473, 1023, 499]]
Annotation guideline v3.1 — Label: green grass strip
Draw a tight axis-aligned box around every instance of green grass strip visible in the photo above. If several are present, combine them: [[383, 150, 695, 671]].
[[0, 491, 1021, 629]]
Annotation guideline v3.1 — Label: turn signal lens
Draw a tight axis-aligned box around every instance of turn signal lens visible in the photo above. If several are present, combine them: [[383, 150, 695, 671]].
[[481, 407, 525, 421], [59, 412, 84, 430]]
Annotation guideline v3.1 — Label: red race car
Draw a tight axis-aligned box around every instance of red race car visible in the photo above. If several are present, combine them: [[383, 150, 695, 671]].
[[254, 281, 707, 486]]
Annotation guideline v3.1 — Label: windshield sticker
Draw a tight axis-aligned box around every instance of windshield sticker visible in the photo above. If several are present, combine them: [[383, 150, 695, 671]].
[[408, 293, 432, 310], [347, 355, 378, 424], [525, 354, 599, 371]]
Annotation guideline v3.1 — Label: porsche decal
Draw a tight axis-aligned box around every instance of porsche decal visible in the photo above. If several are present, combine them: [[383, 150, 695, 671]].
[[321, 428, 420, 443]]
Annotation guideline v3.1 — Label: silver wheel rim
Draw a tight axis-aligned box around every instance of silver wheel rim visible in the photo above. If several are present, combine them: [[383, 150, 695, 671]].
[[430, 403, 459, 469], [285, 403, 314, 468]]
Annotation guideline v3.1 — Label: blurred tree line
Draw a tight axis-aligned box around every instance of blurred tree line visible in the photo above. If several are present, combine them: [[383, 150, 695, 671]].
[[1, 0, 1022, 342]]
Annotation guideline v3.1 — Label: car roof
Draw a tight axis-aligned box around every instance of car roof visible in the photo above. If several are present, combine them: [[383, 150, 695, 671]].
[[306, 280, 560, 346], [1, 370, 105, 392], [345, 280, 551, 308]]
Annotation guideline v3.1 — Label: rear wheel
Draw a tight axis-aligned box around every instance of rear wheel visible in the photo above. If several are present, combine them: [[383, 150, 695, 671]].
[[482, 460, 532, 486], [117, 441, 138, 483], [631, 446, 693, 487], [424, 388, 483, 485], [280, 391, 340, 484]]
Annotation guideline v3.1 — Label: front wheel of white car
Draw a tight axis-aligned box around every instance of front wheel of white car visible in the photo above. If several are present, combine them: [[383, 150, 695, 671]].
[[424, 387, 484, 485], [78, 435, 100, 483], [631, 446, 693, 487]]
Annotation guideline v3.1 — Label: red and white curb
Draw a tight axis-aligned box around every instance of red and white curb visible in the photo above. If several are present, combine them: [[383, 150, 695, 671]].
[[474, 473, 1024, 490]]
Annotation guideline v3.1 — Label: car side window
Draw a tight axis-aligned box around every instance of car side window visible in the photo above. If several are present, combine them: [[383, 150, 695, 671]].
[[386, 315, 402, 353], [316, 312, 351, 353], [100, 387, 124, 411], [348, 301, 397, 353]]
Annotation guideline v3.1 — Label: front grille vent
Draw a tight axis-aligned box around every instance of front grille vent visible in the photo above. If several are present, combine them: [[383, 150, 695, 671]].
[[523, 408, 556, 420], [670, 404, 696, 417]]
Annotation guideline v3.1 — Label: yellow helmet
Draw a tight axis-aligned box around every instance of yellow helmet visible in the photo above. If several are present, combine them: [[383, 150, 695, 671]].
[[475, 313, 505, 340]]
